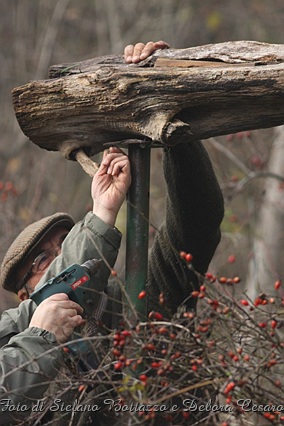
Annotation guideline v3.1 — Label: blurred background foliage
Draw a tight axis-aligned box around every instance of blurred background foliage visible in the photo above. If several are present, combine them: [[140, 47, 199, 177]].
[[0, 0, 284, 312]]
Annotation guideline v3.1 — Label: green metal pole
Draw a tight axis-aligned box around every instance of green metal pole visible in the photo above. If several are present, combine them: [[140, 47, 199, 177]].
[[125, 144, 150, 325]]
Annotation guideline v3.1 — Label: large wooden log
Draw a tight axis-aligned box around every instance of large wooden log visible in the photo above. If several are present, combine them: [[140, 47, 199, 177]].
[[12, 41, 284, 159]]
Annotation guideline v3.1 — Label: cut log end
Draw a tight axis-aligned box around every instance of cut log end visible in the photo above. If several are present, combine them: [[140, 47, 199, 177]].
[[162, 119, 193, 146]]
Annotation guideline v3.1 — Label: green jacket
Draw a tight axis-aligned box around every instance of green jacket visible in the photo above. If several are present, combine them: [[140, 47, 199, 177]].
[[0, 142, 224, 425], [0, 213, 122, 424]]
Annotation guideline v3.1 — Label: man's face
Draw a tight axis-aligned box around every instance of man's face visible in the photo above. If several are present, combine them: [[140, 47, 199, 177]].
[[17, 227, 69, 301]]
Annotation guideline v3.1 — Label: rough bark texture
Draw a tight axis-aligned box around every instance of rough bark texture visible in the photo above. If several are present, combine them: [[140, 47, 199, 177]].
[[12, 41, 284, 159]]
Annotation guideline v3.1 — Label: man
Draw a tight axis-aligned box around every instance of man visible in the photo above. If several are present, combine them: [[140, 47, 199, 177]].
[[0, 42, 224, 425]]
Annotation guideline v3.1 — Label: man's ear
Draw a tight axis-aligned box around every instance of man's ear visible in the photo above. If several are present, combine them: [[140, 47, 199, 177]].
[[17, 288, 29, 302]]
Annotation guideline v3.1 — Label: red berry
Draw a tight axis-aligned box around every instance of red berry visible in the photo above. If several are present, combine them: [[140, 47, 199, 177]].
[[78, 384, 86, 392], [139, 374, 147, 382], [274, 280, 282, 290], [227, 255, 236, 263], [121, 330, 131, 337], [151, 361, 162, 369], [224, 381, 236, 394], [112, 349, 121, 357], [254, 297, 263, 307], [138, 290, 146, 299], [114, 362, 123, 370], [237, 131, 244, 139], [185, 253, 193, 263], [250, 155, 263, 169], [143, 343, 155, 351], [271, 320, 277, 329], [148, 311, 163, 320], [197, 325, 209, 333], [158, 327, 168, 334]]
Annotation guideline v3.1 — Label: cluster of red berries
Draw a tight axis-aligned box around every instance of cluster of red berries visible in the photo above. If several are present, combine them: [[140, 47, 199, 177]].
[[226, 131, 252, 141], [112, 329, 133, 371], [179, 251, 193, 263], [138, 290, 166, 307], [204, 271, 241, 285], [109, 309, 212, 424], [0, 181, 17, 201], [107, 257, 284, 425], [240, 281, 283, 322]]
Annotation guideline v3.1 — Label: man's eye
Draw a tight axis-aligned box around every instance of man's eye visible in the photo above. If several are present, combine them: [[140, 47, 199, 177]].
[[38, 254, 49, 266], [33, 251, 53, 272]]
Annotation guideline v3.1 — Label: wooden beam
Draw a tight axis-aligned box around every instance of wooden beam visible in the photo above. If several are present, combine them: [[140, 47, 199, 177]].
[[11, 41, 284, 159]]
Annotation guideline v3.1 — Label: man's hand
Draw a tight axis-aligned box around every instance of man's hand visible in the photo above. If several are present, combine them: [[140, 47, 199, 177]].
[[124, 40, 169, 64], [92, 147, 131, 226], [30, 293, 85, 344]]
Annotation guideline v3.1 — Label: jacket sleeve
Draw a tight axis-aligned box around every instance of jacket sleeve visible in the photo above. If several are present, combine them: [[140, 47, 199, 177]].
[[0, 324, 62, 423], [147, 141, 224, 315], [36, 212, 122, 293]]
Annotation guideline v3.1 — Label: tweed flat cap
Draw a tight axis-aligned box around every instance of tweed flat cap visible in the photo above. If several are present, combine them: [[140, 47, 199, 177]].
[[0, 212, 75, 294]]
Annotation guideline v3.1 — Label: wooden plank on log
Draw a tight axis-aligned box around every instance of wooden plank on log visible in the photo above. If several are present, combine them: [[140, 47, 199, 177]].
[[12, 41, 284, 159], [154, 59, 246, 68]]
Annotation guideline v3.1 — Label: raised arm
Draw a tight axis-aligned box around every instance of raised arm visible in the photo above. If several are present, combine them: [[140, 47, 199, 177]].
[[36, 147, 131, 293], [148, 141, 224, 314]]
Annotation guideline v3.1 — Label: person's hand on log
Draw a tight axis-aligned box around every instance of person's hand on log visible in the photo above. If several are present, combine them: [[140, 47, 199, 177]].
[[124, 41, 170, 64], [92, 147, 131, 227]]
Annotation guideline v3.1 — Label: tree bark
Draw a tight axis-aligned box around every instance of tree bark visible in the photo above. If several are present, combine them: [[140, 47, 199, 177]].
[[245, 126, 284, 302], [12, 41, 284, 159]]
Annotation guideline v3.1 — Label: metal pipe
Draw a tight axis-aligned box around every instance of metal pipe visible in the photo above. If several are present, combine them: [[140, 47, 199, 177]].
[[125, 144, 150, 325]]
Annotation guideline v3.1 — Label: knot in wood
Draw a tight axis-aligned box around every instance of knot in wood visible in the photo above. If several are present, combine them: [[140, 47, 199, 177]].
[[162, 119, 192, 146], [93, 66, 114, 80]]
